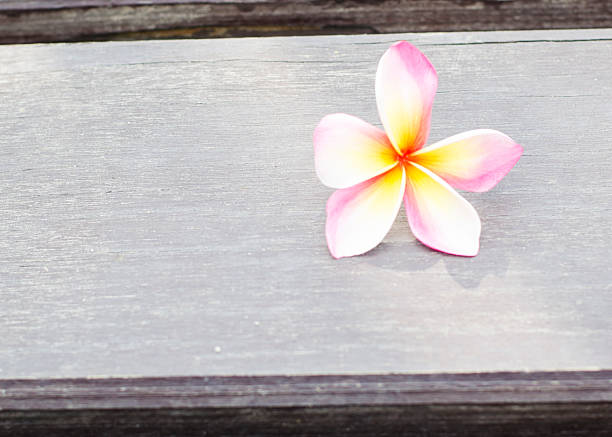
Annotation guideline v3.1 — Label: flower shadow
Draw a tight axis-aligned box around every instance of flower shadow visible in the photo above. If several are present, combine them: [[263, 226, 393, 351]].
[[364, 219, 510, 290], [441, 239, 510, 289]]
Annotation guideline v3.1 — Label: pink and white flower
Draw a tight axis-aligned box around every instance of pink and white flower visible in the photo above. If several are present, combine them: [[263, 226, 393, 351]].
[[314, 41, 523, 258]]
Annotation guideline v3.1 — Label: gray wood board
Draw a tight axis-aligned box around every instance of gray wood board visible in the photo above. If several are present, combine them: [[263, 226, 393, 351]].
[[0, 29, 611, 380], [1, 0, 612, 44]]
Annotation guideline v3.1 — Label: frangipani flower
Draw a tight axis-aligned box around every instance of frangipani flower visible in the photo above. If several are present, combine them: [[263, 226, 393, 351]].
[[314, 41, 522, 259]]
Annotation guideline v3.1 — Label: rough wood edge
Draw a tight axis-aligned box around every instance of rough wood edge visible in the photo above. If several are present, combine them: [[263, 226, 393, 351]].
[[1, 0, 612, 44], [1, 404, 612, 437], [2, 371, 611, 411], [0, 0, 546, 12]]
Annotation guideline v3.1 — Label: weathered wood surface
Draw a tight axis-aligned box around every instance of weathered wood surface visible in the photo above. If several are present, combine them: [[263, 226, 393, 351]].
[[1, 0, 612, 44], [3, 372, 612, 410], [1, 373, 611, 436], [1, 27, 612, 379], [1, 28, 612, 433], [3, 404, 611, 436]]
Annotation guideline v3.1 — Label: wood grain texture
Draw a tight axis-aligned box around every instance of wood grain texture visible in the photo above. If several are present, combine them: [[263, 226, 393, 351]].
[[2, 371, 612, 410], [1, 372, 611, 436], [0, 29, 611, 382], [1, 0, 612, 44], [2, 404, 610, 437]]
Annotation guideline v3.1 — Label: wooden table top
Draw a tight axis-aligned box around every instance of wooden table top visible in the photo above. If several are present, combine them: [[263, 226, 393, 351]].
[[1, 29, 611, 431]]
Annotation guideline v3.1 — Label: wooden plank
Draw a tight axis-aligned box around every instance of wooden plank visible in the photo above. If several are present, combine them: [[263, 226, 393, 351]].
[[1, 27, 612, 434], [1, 28, 611, 381], [1, 372, 611, 436], [2, 404, 610, 437], [1, 0, 612, 44], [2, 372, 612, 410], [0, 30, 611, 434]]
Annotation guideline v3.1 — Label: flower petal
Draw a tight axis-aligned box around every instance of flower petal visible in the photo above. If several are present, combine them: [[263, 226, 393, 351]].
[[376, 41, 438, 156], [314, 113, 399, 189], [404, 162, 481, 257], [326, 165, 405, 259], [410, 129, 523, 192]]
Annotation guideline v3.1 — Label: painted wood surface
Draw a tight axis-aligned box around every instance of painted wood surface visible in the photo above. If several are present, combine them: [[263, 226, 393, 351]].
[[1, 0, 612, 43]]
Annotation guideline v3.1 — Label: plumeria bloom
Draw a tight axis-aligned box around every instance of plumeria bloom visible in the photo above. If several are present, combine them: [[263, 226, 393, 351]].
[[314, 41, 522, 258]]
